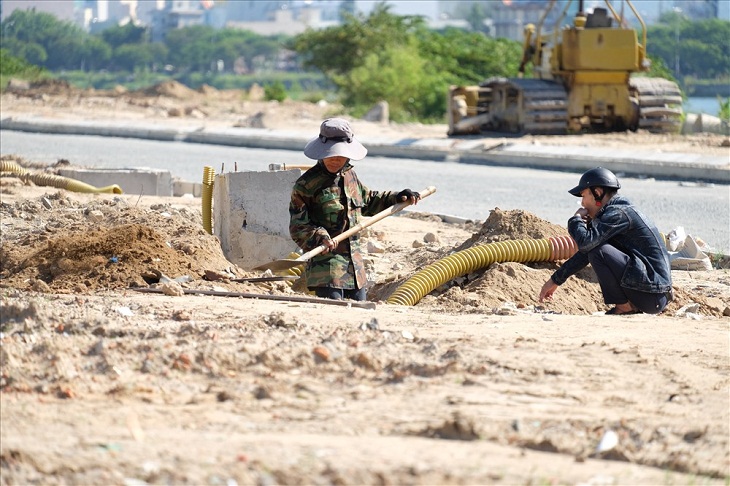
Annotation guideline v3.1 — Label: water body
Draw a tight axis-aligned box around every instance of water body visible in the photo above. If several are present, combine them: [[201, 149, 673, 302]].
[[685, 96, 723, 117], [2, 129, 728, 253]]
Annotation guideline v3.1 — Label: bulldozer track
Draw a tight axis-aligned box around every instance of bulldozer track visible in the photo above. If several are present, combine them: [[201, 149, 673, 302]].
[[482, 78, 569, 134], [630, 77, 684, 134]]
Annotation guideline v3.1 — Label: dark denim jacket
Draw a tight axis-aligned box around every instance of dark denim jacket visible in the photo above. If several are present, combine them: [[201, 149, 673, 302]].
[[552, 196, 672, 293]]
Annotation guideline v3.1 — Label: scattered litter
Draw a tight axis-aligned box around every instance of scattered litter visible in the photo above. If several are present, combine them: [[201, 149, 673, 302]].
[[675, 303, 703, 319], [667, 231, 713, 271], [595, 429, 619, 453], [115, 306, 134, 317], [161, 281, 185, 296], [359, 318, 379, 331]]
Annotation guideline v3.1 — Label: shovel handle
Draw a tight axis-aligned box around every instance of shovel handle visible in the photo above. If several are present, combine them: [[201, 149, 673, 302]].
[[296, 186, 436, 262]]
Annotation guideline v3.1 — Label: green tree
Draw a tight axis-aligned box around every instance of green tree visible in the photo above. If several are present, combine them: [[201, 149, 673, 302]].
[[164, 26, 287, 74], [146, 42, 169, 71], [213, 29, 281, 73], [1, 9, 93, 70], [0, 48, 47, 88], [290, 3, 524, 121], [264, 80, 287, 101], [80, 36, 112, 71], [339, 0, 356, 20], [465, 3, 488, 33], [101, 22, 147, 48], [114, 44, 153, 71], [290, 3, 422, 76], [344, 42, 445, 122], [647, 17, 730, 79], [640, 54, 678, 84], [417, 28, 522, 84], [719, 97, 729, 123], [165, 25, 218, 72], [0, 38, 47, 65]]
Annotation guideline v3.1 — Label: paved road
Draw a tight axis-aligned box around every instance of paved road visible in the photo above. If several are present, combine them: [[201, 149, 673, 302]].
[[2, 129, 728, 253]]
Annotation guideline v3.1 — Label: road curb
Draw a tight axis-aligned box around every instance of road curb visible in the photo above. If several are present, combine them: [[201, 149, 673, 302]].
[[2, 116, 728, 183]]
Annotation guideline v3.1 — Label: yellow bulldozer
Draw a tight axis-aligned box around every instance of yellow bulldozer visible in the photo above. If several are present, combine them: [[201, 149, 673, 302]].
[[448, 0, 683, 136]]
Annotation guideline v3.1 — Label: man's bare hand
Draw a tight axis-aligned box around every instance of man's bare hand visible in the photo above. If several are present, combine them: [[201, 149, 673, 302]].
[[539, 278, 558, 302]]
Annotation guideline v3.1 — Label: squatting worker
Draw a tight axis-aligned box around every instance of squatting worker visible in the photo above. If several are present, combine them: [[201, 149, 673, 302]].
[[289, 118, 420, 301], [538, 167, 673, 315]]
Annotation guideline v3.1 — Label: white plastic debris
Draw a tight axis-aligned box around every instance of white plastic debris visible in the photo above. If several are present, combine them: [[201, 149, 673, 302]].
[[596, 429, 619, 453], [669, 234, 712, 271], [115, 306, 134, 317], [665, 226, 686, 251], [675, 303, 702, 320]]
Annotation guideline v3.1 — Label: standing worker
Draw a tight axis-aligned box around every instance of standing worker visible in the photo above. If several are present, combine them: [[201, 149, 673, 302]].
[[289, 118, 420, 301], [539, 167, 673, 315]]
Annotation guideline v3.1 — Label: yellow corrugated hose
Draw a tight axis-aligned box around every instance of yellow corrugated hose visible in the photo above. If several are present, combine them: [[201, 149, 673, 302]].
[[386, 235, 578, 306], [202, 166, 215, 234], [0, 159, 122, 194]]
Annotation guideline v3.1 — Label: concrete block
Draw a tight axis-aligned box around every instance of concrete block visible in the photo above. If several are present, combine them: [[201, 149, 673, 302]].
[[214, 170, 302, 270], [174, 180, 203, 197], [58, 167, 172, 196]]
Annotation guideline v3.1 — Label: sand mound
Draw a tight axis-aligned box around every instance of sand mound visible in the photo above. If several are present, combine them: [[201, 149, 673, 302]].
[[0, 187, 251, 294], [454, 207, 569, 251], [197, 84, 219, 95], [140, 80, 198, 99], [386, 208, 606, 314]]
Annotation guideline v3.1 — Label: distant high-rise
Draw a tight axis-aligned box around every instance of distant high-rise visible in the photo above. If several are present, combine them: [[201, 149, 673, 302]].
[[150, 0, 205, 41], [674, 0, 720, 20], [0, 0, 76, 21]]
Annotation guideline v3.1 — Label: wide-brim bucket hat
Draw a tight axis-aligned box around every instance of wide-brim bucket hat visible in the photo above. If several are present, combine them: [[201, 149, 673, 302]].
[[303, 118, 367, 161]]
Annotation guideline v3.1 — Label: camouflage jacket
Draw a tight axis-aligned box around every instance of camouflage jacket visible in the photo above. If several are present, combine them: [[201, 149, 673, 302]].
[[289, 161, 397, 290]]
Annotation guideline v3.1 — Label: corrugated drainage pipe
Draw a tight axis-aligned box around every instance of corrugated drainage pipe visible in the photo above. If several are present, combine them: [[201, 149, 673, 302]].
[[386, 236, 578, 306], [1, 160, 122, 194], [202, 166, 215, 234]]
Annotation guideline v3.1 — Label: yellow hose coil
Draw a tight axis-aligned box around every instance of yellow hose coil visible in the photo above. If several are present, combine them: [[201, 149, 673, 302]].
[[386, 236, 578, 306], [0, 160, 28, 176], [202, 166, 215, 234], [1, 159, 122, 194]]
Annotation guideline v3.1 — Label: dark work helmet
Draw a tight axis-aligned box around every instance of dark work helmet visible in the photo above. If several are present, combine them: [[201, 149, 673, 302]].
[[568, 167, 621, 197]]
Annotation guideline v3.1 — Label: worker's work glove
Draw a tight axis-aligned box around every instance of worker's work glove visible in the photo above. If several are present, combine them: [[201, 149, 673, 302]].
[[396, 189, 420, 204]]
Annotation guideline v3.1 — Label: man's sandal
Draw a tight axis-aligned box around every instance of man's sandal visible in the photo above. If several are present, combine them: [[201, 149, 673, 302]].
[[605, 307, 641, 315]]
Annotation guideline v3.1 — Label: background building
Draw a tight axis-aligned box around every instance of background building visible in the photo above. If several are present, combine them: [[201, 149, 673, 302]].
[[149, 0, 207, 41], [1, 0, 727, 36]]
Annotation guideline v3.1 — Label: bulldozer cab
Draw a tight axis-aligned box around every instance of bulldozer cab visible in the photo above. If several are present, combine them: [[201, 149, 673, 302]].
[[529, 0, 648, 81]]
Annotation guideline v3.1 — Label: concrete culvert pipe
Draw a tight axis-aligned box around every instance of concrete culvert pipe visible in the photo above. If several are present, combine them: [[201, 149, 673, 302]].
[[386, 235, 578, 306]]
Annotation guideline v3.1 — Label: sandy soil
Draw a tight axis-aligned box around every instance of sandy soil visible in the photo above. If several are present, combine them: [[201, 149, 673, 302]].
[[1, 80, 729, 485], [2, 78, 729, 155]]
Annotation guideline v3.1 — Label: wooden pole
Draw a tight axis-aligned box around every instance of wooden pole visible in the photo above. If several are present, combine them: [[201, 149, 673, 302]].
[[133, 287, 376, 309]]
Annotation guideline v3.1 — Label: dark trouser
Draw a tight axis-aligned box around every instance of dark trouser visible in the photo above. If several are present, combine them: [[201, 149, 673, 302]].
[[314, 287, 367, 302], [587, 243, 668, 314]]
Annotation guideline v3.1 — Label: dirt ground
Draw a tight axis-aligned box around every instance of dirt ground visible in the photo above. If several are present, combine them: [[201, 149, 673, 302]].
[[1, 80, 729, 485], [2, 78, 729, 155]]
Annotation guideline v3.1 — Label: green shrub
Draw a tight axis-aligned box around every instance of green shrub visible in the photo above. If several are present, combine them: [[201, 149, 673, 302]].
[[264, 80, 287, 102], [0, 48, 47, 90], [719, 97, 729, 122]]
